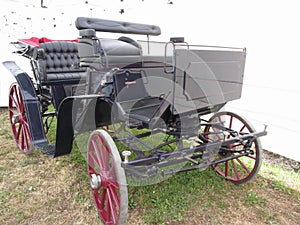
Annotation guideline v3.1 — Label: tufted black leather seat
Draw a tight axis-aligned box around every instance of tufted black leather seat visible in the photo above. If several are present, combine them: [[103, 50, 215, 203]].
[[36, 42, 86, 84]]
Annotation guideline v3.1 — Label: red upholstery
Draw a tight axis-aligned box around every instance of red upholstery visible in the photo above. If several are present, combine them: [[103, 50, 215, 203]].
[[18, 37, 77, 48]]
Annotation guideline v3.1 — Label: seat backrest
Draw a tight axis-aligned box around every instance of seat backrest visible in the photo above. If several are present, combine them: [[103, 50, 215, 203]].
[[77, 29, 142, 69], [36, 42, 86, 83]]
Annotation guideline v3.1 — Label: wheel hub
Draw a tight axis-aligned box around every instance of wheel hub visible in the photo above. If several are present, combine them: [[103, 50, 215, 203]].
[[11, 114, 20, 125], [90, 174, 101, 189]]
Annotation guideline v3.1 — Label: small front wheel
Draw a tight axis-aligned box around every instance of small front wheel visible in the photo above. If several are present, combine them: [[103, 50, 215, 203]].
[[87, 129, 128, 225]]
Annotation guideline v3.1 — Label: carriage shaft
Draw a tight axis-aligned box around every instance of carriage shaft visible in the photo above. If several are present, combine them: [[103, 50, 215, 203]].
[[161, 152, 250, 176]]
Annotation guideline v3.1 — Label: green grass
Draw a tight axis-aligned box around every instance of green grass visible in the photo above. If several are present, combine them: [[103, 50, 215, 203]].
[[272, 180, 292, 195], [1, 107, 300, 224], [127, 168, 228, 224], [52, 122, 300, 224], [244, 192, 267, 206], [260, 160, 300, 191]]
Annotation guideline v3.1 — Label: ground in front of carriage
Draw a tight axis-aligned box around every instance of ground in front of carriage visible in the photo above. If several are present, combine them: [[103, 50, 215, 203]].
[[0, 107, 299, 225]]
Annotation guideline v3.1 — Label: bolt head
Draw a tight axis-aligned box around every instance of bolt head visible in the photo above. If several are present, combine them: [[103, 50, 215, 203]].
[[122, 151, 131, 157], [11, 115, 19, 124], [90, 174, 101, 189]]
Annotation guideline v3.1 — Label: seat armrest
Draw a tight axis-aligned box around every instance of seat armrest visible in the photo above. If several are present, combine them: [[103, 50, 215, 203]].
[[33, 48, 45, 60], [37, 58, 47, 82]]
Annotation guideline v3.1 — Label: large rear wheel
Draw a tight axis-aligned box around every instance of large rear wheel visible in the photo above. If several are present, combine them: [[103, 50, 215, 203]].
[[87, 129, 128, 225], [204, 111, 262, 184], [8, 83, 33, 154]]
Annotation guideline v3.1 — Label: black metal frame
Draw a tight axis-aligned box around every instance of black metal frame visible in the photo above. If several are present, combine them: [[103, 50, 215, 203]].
[[112, 113, 267, 178]]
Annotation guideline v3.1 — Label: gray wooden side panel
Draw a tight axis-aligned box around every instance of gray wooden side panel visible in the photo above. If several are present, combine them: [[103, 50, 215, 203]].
[[173, 49, 246, 113]]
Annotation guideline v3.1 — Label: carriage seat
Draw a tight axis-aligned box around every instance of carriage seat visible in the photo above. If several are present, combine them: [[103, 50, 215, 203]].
[[77, 29, 142, 69], [35, 42, 87, 85]]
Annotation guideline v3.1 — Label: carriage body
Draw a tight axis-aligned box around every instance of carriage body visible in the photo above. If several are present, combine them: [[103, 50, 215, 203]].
[[3, 17, 267, 225]]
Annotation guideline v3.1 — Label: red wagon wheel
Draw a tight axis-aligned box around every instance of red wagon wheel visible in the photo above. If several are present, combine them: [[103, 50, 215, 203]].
[[204, 111, 262, 184], [8, 83, 33, 154], [87, 129, 128, 225]]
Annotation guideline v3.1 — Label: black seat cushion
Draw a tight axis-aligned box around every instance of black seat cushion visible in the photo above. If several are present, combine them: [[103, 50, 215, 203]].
[[46, 71, 87, 82]]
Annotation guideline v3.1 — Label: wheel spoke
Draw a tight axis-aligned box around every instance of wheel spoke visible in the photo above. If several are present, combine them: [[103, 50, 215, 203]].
[[88, 164, 96, 175], [11, 87, 20, 109], [23, 120, 30, 136], [16, 86, 23, 107], [107, 179, 119, 189], [247, 154, 256, 160], [93, 188, 104, 211], [12, 96, 20, 111], [88, 150, 102, 172], [231, 159, 240, 180], [228, 115, 233, 129], [98, 136, 109, 171], [16, 123, 22, 140], [22, 120, 31, 152], [100, 188, 107, 210], [23, 128, 30, 152], [240, 124, 246, 132], [109, 185, 120, 210], [96, 135, 109, 171], [22, 117, 29, 127], [8, 107, 17, 115], [236, 158, 251, 174], [23, 125, 30, 151], [92, 139, 105, 171], [106, 188, 111, 223], [19, 97, 25, 114], [225, 161, 228, 177], [107, 188, 118, 224], [21, 125, 26, 150]]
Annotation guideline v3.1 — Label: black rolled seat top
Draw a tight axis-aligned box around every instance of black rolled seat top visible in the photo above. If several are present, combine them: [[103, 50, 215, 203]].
[[75, 17, 162, 68]]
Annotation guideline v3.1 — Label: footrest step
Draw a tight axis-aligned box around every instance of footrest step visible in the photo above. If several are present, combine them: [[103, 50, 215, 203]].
[[40, 145, 55, 157]]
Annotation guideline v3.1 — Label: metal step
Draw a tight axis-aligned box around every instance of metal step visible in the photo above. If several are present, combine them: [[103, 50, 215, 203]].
[[40, 145, 56, 158]]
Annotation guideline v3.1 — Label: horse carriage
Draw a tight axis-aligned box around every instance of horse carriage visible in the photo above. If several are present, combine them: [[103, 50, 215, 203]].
[[3, 17, 267, 224]]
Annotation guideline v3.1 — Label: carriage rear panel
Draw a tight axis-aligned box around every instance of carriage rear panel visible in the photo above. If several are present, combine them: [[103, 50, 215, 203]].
[[173, 48, 246, 114]]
